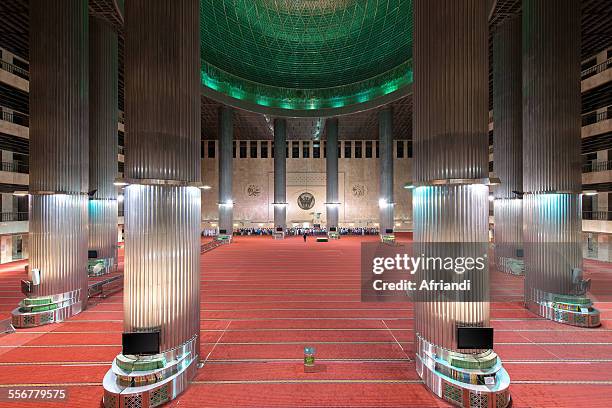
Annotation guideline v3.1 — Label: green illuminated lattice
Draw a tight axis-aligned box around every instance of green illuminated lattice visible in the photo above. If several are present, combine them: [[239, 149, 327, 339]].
[[200, 0, 413, 113]]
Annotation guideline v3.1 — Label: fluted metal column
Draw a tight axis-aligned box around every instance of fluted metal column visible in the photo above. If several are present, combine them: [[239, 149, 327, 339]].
[[522, 0, 599, 327], [413, 0, 510, 405], [218, 106, 233, 236], [325, 118, 339, 230], [12, 0, 89, 328], [379, 108, 394, 233], [274, 118, 287, 230], [103, 1, 201, 405], [89, 17, 118, 273], [493, 15, 523, 275]]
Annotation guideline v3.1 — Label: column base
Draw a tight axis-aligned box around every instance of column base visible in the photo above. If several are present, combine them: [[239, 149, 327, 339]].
[[216, 235, 232, 244], [526, 292, 600, 327], [415, 335, 511, 408], [496, 256, 524, 276], [103, 336, 198, 408], [380, 234, 395, 244], [88, 257, 117, 277], [11, 289, 83, 328]]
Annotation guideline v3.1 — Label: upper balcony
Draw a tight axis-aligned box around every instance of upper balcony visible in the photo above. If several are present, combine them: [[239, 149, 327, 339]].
[[582, 159, 612, 185], [582, 105, 611, 138], [0, 160, 29, 186], [583, 211, 612, 234], [583, 211, 612, 222], [0, 108, 29, 139], [0, 60, 29, 92], [0, 207, 28, 235], [0, 212, 28, 222], [581, 57, 612, 93], [118, 110, 125, 133]]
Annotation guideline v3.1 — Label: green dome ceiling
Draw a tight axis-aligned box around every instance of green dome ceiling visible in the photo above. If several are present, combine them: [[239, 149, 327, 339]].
[[200, 0, 413, 115]]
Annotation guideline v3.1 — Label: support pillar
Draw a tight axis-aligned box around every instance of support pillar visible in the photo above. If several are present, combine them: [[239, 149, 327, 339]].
[[273, 119, 287, 234], [88, 17, 118, 276], [493, 15, 523, 276], [12, 0, 89, 328], [413, 1, 510, 406], [325, 118, 339, 235], [379, 108, 394, 238], [522, 0, 599, 327], [103, 1, 202, 406], [218, 106, 233, 241]]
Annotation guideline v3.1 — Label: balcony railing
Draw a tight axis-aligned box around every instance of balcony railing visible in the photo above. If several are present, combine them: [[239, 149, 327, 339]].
[[0, 161, 29, 173], [583, 159, 612, 173], [583, 211, 612, 221], [581, 57, 612, 80], [582, 106, 612, 126], [1, 109, 30, 127], [0, 212, 28, 222], [0, 60, 29, 80]]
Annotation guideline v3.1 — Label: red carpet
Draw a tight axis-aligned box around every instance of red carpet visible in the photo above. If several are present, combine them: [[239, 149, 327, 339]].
[[0, 236, 611, 407]]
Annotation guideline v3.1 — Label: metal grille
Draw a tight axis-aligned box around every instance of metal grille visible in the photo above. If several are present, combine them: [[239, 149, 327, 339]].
[[103, 392, 118, 408], [496, 391, 509, 407], [124, 394, 142, 408], [150, 385, 169, 408], [469, 392, 488, 408], [443, 383, 463, 406]]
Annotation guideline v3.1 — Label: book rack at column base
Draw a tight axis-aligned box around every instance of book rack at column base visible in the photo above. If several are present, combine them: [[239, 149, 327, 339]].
[[103, 336, 199, 408], [380, 234, 395, 244], [88, 257, 117, 277], [216, 235, 232, 244], [415, 335, 511, 408], [526, 292, 600, 328], [11, 289, 83, 328]]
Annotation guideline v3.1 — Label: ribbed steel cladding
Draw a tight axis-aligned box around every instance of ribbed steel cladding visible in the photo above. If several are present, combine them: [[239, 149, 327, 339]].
[[413, 0, 489, 352], [274, 119, 287, 202], [218, 106, 233, 204], [494, 199, 523, 263], [123, 0, 202, 353], [124, 0, 201, 182], [522, 0, 581, 193], [274, 119, 287, 227], [412, 0, 488, 183], [89, 18, 118, 261], [326, 118, 339, 227], [493, 14, 523, 274], [379, 109, 394, 231], [493, 15, 522, 199], [30, 195, 88, 302], [219, 205, 233, 234], [89, 200, 118, 260], [413, 185, 490, 351], [524, 194, 582, 303], [29, 0, 88, 193], [89, 17, 118, 200], [219, 106, 233, 233], [124, 185, 201, 352], [326, 118, 339, 203]]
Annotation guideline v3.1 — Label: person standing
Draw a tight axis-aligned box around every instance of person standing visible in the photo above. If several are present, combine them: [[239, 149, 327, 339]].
[[303, 232, 307, 242]]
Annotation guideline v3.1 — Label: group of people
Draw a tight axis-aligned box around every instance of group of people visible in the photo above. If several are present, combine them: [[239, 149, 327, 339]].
[[210, 226, 381, 236], [232, 228, 277, 236], [337, 227, 380, 235]]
